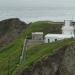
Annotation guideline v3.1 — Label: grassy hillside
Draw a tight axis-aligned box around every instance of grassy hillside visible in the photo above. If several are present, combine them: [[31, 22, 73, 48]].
[[0, 29, 26, 75], [26, 21, 63, 38], [13, 38, 75, 75], [0, 21, 65, 75]]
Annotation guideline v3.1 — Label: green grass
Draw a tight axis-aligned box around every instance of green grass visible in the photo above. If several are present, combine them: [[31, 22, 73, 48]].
[[0, 29, 26, 75], [0, 21, 73, 75], [12, 38, 75, 75], [26, 21, 62, 38]]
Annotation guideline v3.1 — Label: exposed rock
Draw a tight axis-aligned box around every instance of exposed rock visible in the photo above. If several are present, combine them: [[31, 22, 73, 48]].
[[0, 18, 27, 49], [59, 43, 75, 75]]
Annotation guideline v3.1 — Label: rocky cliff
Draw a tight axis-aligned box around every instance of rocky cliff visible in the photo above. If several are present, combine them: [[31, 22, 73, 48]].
[[15, 42, 75, 75], [0, 18, 27, 49]]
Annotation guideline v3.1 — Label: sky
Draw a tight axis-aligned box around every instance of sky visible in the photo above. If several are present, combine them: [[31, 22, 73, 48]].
[[0, 0, 75, 22], [0, 0, 75, 8]]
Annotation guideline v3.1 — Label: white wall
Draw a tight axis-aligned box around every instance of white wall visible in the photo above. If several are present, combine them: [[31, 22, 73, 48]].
[[62, 20, 74, 36], [44, 37, 62, 43], [65, 20, 71, 26]]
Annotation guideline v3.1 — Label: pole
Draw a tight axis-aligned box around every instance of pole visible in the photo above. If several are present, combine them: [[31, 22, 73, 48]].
[[74, 25, 75, 38]]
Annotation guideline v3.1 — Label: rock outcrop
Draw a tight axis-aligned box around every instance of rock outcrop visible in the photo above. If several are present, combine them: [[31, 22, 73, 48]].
[[0, 18, 27, 49], [15, 43, 75, 75], [59, 43, 75, 75]]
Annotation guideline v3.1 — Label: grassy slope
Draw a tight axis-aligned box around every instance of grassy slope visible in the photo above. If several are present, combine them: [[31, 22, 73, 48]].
[[0, 21, 65, 75], [12, 22, 74, 74], [26, 21, 62, 38], [13, 38, 75, 75], [0, 29, 26, 75]]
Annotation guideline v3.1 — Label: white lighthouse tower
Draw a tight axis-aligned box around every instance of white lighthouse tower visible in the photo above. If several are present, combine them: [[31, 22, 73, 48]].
[[62, 20, 74, 37]]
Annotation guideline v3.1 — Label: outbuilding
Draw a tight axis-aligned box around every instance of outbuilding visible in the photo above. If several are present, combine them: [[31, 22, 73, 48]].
[[32, 32, 44, 40]]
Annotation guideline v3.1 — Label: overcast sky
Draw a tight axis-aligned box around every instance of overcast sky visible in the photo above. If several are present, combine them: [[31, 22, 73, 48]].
[[0, 0, 75, 22], [0, 0, 75, 8]]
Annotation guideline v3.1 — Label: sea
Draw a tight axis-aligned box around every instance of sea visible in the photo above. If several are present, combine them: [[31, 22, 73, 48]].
[[0, 7, 75, 23]]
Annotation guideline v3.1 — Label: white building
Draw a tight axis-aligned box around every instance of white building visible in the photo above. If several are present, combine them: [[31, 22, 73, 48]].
[[45, 20, 75, 43]]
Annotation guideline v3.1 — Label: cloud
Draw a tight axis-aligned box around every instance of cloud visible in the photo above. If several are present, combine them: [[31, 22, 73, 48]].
[[0, 0, 75, 8]]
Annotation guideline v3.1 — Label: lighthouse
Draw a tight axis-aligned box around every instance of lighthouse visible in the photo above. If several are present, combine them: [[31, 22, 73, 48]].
[[44, 20, 75, 43], [62, 20, 74, 37]]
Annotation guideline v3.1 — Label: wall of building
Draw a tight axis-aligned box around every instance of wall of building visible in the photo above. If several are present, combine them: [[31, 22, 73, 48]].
[[62, 20, 74, 36], [32, 34, 43, 40], [44, 37, 62, 43]]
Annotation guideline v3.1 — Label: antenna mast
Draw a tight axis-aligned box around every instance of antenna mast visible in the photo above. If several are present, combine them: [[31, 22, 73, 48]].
[[74, 25, 75, 38]]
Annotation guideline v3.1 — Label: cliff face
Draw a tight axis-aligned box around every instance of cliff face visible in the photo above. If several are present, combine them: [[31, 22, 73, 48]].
[[16, 43, 75, 75], [0, 18, 27, 49], [59, 43, 75, 75]]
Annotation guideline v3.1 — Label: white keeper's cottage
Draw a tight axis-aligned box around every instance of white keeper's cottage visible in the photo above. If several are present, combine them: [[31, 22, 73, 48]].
[[44, 20, 75, 43]]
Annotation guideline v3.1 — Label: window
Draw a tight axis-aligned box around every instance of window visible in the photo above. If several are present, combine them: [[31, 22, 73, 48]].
[[48, 39, 50, 43], [55, 39, 57, 41]]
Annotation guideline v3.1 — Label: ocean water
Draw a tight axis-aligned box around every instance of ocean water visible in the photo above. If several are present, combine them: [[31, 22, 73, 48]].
[[0, 7, 75, 23]]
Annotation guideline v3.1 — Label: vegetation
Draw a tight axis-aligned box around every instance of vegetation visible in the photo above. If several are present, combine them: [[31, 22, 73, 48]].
[[0, 29, 26, 75], [26, 21, 62, 38], [0, 21, 72, 75], [12, 38, 75, 75], [0, 18, 27, 49]]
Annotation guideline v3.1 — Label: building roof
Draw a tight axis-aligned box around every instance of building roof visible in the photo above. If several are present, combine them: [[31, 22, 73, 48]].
[[45, 34, 73, 38], [32, 32, 43, 34]]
